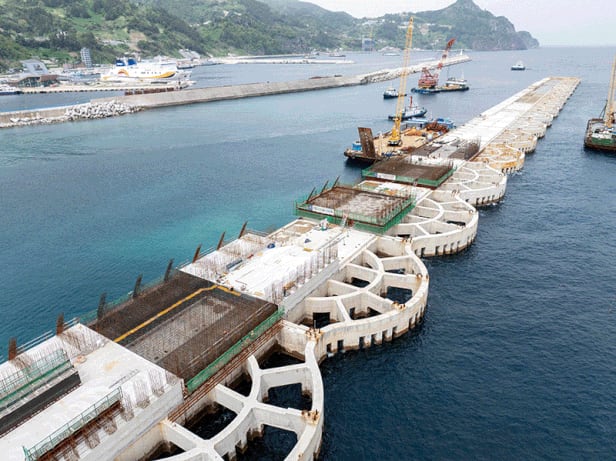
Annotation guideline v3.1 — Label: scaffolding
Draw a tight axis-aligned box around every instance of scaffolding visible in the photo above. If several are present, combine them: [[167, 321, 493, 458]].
[[295, 184, 416, 234], [92, 271, 212, 343], [113, 286, 276, 381], [23, 388, 123, 460], [363, 157, 456, 188], [185, 232, 274, 282]]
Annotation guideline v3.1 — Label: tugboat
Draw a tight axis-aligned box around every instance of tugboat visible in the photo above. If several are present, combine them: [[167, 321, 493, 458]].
[[383, 87, 402, 99], [511, 61, 526, 71], [584, 56, 616, 152], [440, 76, 469, 91], [388, 96, 427, 120]]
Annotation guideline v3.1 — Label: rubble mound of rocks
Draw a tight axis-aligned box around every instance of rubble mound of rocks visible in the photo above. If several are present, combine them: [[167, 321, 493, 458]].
[[65, 101, 140, 120], [1, 101, 141, 128]]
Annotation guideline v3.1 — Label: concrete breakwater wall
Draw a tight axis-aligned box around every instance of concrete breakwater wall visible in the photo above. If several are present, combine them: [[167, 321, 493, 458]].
[[0, 55, 471, 129], [0, 78, 579, 461], [101, 54, 471, 110], [0, 76, 359, 129], [96, 75, 363, 109], [132, 78, 580, 461]]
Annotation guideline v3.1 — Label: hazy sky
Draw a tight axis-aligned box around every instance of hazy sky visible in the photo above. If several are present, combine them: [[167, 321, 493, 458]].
[[306, 0, 616, 46]]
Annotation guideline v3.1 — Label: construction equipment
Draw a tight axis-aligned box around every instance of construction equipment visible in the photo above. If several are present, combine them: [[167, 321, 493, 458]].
[[417, 38, 456, 90], [388, 17, 414, 147], [605, 55, 616, 128], [583, 54, 616, 152]]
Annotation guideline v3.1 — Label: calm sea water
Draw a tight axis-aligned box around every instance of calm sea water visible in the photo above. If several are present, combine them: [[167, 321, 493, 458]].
[[1, 47, 615, 459]]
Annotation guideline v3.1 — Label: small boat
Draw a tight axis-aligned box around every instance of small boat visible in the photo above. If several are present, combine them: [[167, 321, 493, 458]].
[[441, 76, 469, 91], [383, 87, 402, 99], [177, 60, 196, 70], [388, 96, 427, 120], [584, 56, 616, 152], [0, 84, 21, 95], [380, 46, 401, 56], [511, 61, 526, 71]]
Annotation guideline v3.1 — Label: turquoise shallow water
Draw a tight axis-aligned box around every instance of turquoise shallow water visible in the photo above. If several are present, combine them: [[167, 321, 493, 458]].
[[1, 47, 616, 459]]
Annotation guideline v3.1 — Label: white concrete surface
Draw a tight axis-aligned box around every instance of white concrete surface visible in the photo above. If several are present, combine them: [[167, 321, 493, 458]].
[[0, 324, 183, 461]]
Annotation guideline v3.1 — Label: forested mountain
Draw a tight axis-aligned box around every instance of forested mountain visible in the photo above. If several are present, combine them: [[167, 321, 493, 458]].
[[414, 0, 539, 50], [0, 0, 538, 71], [0, 0, 205, 70]]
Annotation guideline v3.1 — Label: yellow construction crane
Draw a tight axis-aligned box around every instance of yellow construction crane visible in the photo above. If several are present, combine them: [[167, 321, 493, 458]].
[[389, 16, 414, 146]]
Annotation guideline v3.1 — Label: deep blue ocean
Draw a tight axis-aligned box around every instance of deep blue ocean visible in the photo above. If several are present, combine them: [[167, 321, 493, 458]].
[[1, 47, 616, 459]]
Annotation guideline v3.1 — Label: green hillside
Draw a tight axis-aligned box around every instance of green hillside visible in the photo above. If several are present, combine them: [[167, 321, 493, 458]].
[[0, 0, 205, 70], [0, 0, 538, 72]]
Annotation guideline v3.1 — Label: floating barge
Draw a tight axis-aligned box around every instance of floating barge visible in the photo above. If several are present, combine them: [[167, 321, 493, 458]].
[[584, 55, 616, 152], [584, 118, 616, 151], [344, 120, 455, 163]]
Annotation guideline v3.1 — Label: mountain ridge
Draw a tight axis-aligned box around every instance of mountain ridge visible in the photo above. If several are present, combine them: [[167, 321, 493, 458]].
[[0, 0, 538, 72]]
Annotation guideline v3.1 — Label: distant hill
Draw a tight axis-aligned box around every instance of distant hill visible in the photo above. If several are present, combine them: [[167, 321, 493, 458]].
[[143, 0, 360, 54], [0, 0, 538, 72], [412, 0, 539, 50]]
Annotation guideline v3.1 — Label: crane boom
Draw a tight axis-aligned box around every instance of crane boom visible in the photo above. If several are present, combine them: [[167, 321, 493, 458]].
[[389, 17, 414, 146], [418, 38, 456, 89], [605, 54, 616, 128]]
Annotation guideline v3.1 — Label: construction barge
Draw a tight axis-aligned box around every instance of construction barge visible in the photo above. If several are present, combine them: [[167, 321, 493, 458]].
[[584, 55, 616, 152], [344, 117, 457, 163], [0, 77, 579, 461]]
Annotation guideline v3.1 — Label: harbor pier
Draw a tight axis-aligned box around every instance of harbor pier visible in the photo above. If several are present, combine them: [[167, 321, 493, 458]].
[[0, 77, 579, 461]]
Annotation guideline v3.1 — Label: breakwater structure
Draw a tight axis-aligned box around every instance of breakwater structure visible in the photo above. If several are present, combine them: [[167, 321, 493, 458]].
[[0, 76, 579, 461], [0, 54, 470, 129]]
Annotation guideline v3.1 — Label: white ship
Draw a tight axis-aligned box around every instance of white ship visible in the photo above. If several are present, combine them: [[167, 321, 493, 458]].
[[100, 57, 190, 82]]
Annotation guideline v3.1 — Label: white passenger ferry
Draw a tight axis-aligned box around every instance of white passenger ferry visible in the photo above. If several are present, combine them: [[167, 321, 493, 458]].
[[101, 57, 189, 82]]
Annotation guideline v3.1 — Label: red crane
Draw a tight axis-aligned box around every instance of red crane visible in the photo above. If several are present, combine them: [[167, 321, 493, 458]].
[[417, 38, 456, 89]]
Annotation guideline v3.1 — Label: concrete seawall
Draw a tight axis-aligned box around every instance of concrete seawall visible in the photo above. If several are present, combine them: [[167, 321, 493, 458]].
[[0, 54, 471, 128], [0, 77, 580, 461], [95, 75, 362, 108]]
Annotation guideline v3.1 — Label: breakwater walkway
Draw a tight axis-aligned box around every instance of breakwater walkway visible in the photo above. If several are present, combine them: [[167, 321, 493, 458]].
[[0, 54, 470, 129]]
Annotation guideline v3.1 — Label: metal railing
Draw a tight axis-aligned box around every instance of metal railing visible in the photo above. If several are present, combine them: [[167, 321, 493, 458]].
[[186, 309, 283, 393], [0, 349, 71, 411], [23, 387, 122, 460]]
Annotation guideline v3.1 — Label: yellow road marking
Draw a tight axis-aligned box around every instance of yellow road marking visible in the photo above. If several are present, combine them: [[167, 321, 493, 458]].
[[216, 285, 241, 296]]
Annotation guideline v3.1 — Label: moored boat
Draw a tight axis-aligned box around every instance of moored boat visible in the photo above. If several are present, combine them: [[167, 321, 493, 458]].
[[584, 55, 616, 152], [584, 118, 616, 151], [101, 57, 190, 83], [0, 84, 22, 95], [383, 87, 401, 99], [441, 76, 469, 91]]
